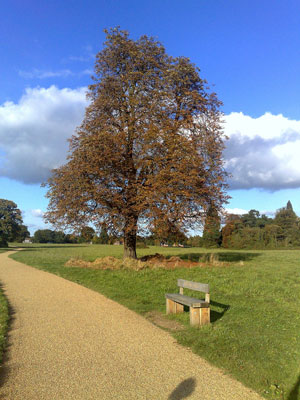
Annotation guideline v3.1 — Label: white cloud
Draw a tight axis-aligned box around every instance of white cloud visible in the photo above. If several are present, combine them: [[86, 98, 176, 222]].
[[0, 86, 88, 183], [31, 209, 44, 218], [225, 208, 248, 215], [19, 69, 92, 79], [1, 90, 300, 193], [224, 112, 300, 190]]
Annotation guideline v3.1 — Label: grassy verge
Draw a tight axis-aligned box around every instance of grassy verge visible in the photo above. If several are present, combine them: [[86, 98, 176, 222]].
[[10, 244, 300, 400], [0, 249, 11, 365], [0, 287, 9, 364]]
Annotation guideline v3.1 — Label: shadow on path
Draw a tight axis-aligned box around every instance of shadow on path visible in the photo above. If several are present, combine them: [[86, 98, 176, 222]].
[[288, 375, 300, 400], [168, 377, 196, 400]]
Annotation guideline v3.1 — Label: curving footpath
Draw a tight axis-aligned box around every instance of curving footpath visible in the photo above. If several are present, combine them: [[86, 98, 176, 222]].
[[0, 251, 263, 400]]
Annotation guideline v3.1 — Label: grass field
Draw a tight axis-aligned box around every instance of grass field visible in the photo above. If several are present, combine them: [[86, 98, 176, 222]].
[[10, 244, 300, 400]]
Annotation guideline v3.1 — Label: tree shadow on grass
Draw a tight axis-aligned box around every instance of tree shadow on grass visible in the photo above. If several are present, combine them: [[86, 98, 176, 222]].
[[288, 375, 300, 400], [177, 252, 261, 263], [168, 377, 196, 400]]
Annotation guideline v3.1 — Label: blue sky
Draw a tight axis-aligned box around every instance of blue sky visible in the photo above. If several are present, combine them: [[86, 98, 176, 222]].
[[1, 0, 300, 234]]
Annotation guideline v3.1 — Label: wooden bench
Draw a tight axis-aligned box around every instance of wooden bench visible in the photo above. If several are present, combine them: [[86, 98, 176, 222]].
[[165, 279, 210, 327]]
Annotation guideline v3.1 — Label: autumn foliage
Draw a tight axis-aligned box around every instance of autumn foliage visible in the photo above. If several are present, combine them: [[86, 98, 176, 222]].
[[44, 28, 228, 258]]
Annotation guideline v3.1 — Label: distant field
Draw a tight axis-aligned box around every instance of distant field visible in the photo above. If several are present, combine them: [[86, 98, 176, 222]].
[[10, 244, 300, 400]]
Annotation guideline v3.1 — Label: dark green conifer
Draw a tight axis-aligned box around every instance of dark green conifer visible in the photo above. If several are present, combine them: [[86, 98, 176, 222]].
[[202, 204, 221, 248]]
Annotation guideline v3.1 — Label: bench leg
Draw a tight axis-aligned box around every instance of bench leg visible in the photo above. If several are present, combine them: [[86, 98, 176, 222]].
[[200, 307, 210, 325], [166, 298, 176, 314], [166, 299, 184, 314], [190, 307, 210, 327]]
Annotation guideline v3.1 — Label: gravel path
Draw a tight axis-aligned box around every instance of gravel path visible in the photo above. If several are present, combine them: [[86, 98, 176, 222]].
[[0, 251, 263, 400]]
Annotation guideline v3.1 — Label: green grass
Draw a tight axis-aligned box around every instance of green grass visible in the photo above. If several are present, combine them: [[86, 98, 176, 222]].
[[0, 248, 11, 365], [10, 244, 300, 400], [0, 286, 9, 364]]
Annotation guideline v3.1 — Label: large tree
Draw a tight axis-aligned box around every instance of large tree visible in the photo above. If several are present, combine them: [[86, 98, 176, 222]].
[[44, 28, 228, 258], [0, 199, 23, 247]]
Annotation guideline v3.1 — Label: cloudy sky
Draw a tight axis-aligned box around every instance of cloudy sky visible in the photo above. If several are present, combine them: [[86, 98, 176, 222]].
[[1, 0, 300, 233]]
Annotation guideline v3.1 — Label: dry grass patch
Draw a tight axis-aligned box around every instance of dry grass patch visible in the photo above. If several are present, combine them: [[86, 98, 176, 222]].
[[65, 256, 149, 271], [65, 253, 229, 271]]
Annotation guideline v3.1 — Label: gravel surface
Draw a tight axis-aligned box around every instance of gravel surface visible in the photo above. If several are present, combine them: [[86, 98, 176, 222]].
[[0, 251, 263, 400]]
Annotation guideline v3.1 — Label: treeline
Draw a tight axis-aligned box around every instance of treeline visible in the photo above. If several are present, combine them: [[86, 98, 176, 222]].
[[33, 226, 111, 244], [201, 201, 300, 249], [33, 201, 300, 249], [4, 196, 299, 250]]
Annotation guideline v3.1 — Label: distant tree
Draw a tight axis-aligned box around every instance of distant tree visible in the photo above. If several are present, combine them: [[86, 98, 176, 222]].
[[13, 224, 30, 243], [241, 209, 260, 228], [263, 224, 281, 248], [152, 217, 187, 245], [53, 231, 66, 244], [44, 28, 228, 259], [256, 213, 273, 229], [80, 226, 95, 243], [187, 235, 203, 247], [33, 229, 55, 243], [143, 234, 155, 246], [274, 201, 298, 246], [65, 233, 79, 244], [220, 214, 241, 248], [98, 226, 110, 244], [202, 203, 221, 247], [0, 199, 23, 247]]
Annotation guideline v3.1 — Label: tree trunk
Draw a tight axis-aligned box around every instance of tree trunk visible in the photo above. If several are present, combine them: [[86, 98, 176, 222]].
[[123, 216, 138, 259], [124, 230, 137, 259]]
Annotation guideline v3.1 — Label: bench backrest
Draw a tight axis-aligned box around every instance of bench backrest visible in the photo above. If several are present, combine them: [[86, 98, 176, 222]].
[[177, 279, 210, 303]]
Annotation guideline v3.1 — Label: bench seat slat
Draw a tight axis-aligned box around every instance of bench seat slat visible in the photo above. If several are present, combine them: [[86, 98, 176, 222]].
[[165, 293, 209, 308]]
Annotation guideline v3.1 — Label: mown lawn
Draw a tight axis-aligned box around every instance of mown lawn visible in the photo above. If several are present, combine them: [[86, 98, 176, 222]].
[[10, 244, 300, 400]]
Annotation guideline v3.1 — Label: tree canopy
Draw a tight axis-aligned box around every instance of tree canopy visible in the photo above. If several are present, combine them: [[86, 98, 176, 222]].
[[44, 28, 228, 258], [0, 199, 24, 247]]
